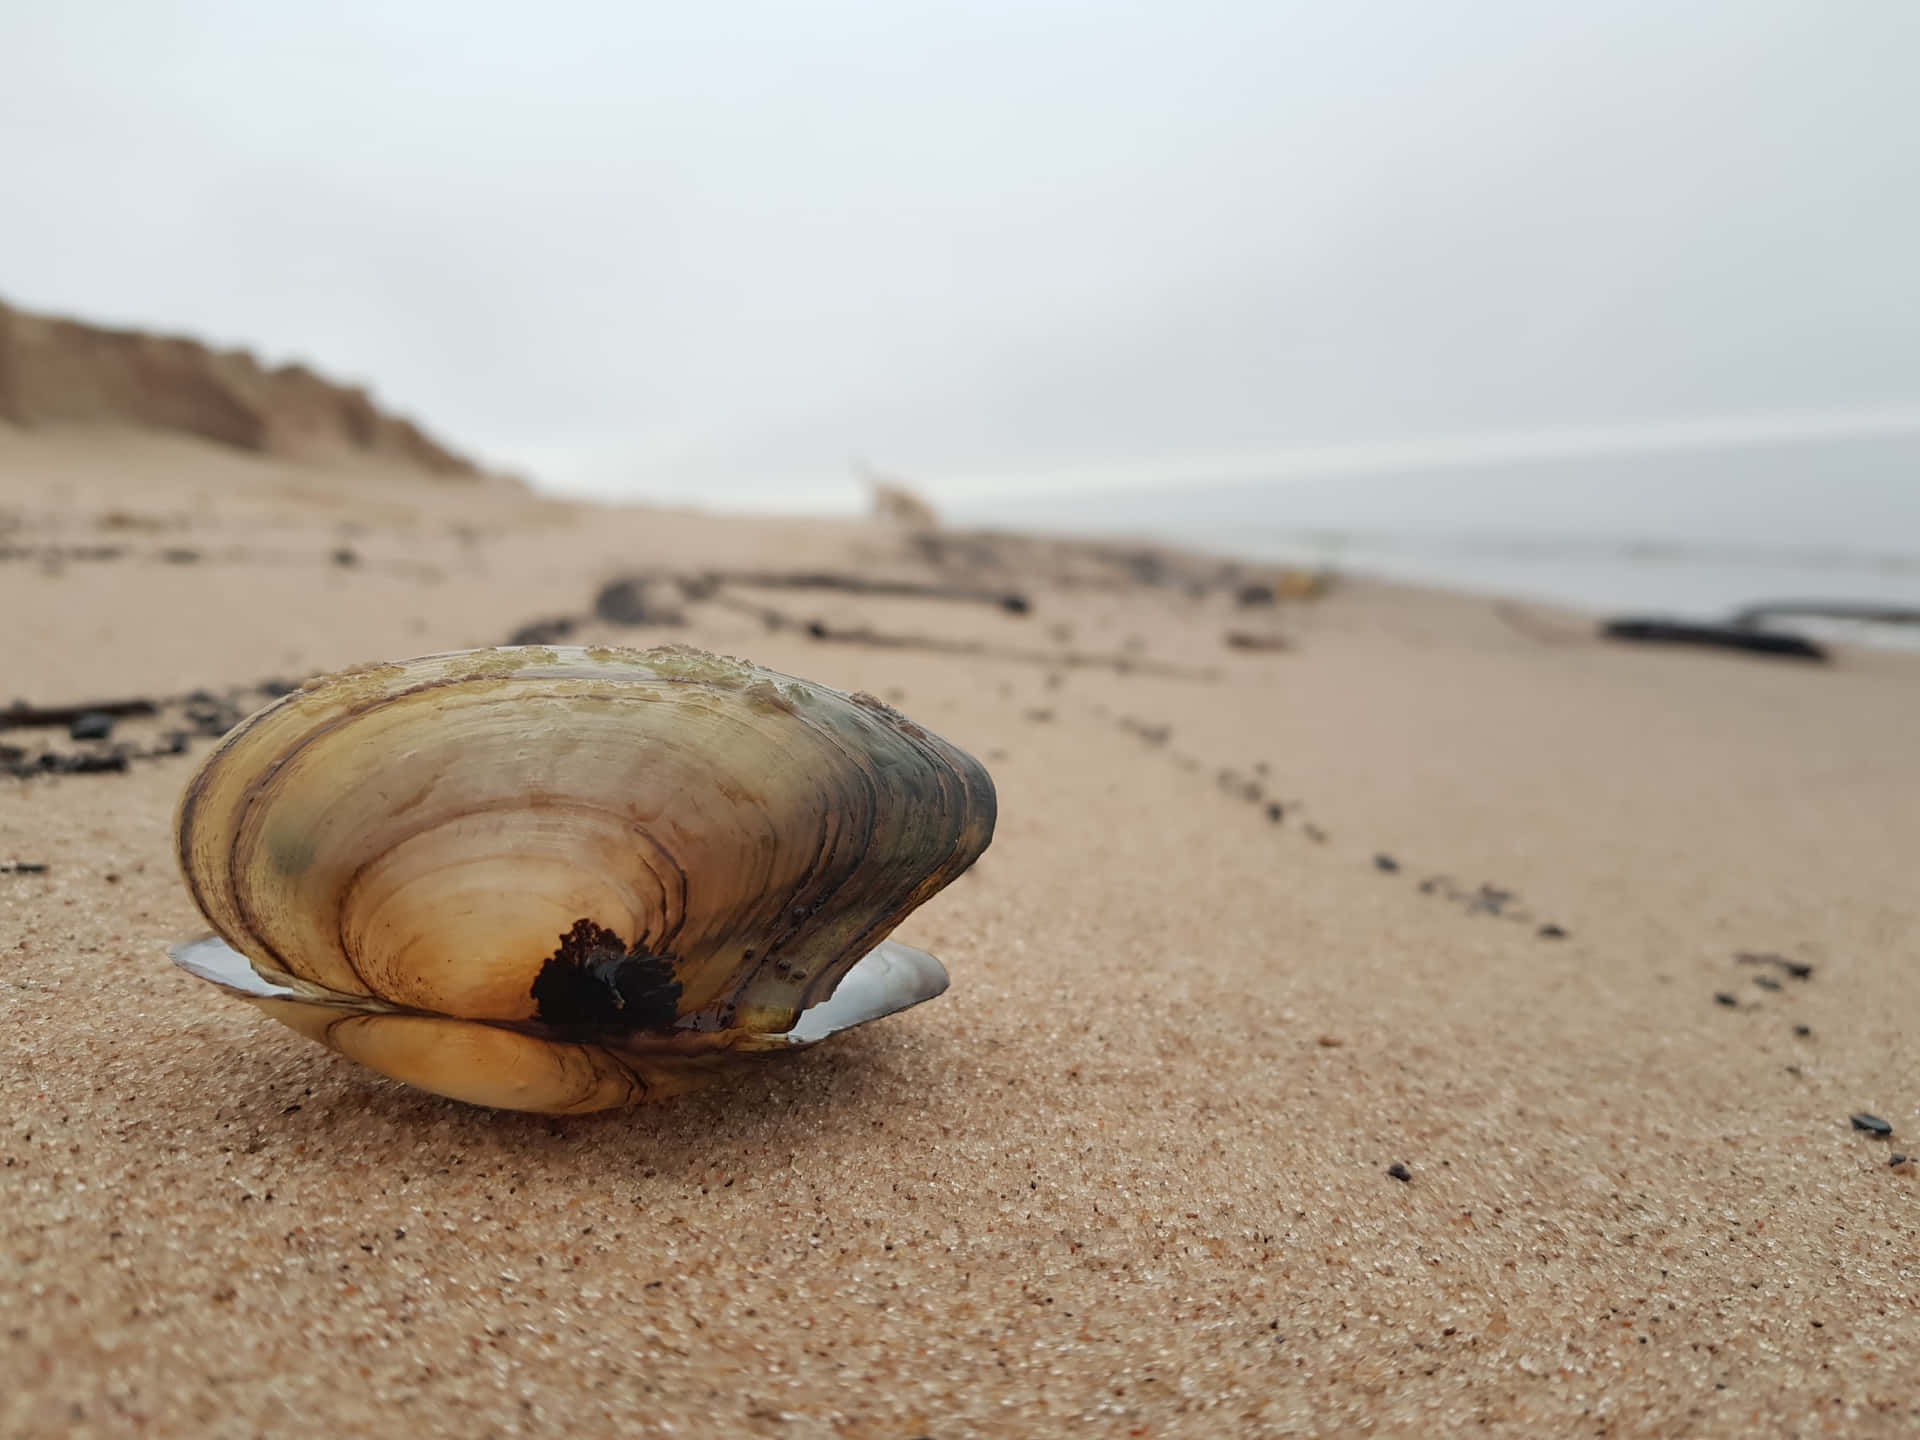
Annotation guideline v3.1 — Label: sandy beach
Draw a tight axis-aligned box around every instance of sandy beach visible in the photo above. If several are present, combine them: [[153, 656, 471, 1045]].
[[4, 408, 1917, 1436]]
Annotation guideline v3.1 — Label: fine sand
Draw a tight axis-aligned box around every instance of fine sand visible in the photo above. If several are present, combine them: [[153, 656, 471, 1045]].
[[3, 423, 1916, 1437]]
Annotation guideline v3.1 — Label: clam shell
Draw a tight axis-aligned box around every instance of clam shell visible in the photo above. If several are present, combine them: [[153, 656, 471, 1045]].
[[170, 645, 995, 1112]]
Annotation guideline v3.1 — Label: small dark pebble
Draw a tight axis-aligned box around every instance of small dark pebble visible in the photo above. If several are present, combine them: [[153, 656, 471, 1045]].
[[508, 616, 579, 646], [1303, 824, 1328, 843], [1373, 854, 1400, 873], [1752, 975, 1782, 991], [1890, 1154, 1909, 1168], [1713, 992, 1739, 1007], [1265, 802, 1284, 823], [1794, 1024, 1812, 1037], [1387, 1163, 1412, 1183], [68, 712, 116, 741], [1849, 1113, 1892, 1136], [1537, 924, 1568, 940], [331, 547, 360, 567], [160, 547, 201, 564]]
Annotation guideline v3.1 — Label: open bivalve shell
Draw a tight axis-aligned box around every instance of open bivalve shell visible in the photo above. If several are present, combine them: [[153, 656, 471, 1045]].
[[169, 645, 996, 1112]]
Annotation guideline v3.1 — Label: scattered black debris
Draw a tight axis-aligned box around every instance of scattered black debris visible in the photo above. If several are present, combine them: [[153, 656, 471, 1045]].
[[331, 546, 360, 568], [1734, 951, 1815, 981], [1466, 884, 1514, 917], [1752, 975, 1782, 991], [1, 861, 49, 874], [1216, 769, 1264, 804], [1, 697, 158, 730], [1265, 802, 1284, 823], [1118, 717, 1171, 747], [68, 711, 116, 741], [4, 680, 285, 779], [508, 615, 580, 646], [1373, 854, 1400, 873], [1387, 1163, 1412, 1183], [0, 543, 126, 564], [1713, 992, 1739, 1008], [1793, 1024, 1812, 1038], [183, 692, 242, 737], [1224, 630, 1290, 653], [12, 751, 130, 777], [1601, 617, 1827, 662], [1536, 924, 1568, 940], [1850, 1113, 1892, 1136]]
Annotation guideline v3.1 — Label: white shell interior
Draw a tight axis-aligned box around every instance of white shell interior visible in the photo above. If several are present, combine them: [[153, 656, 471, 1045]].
[[168, 934, 949, 1045]]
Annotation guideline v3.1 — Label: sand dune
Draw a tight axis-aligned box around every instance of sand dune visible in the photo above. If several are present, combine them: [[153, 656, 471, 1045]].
[[0, 299, 490, 480]]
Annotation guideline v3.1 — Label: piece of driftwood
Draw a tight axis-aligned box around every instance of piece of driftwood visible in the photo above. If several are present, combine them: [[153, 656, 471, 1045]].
[[1600, 618, 1827, 662], [682, 569, 1030, 614], [0, 698, 159, 730]]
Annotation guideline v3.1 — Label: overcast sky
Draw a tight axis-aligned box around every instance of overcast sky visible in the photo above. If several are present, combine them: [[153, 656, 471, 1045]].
[[4, 1, 1918, 510]]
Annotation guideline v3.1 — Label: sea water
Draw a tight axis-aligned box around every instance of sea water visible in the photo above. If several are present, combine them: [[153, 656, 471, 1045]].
[[943, 431, 1920, 650]]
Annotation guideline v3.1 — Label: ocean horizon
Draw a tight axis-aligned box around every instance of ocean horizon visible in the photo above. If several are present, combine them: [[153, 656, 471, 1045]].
[[937, 430, 1920, 649]]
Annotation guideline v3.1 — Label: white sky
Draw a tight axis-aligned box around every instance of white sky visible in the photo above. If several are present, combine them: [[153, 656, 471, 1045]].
[[4, 1, 1918, 510]]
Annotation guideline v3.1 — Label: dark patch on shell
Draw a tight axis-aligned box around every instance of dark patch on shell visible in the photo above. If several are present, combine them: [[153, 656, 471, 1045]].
[[531, 919, 684, 1037]]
